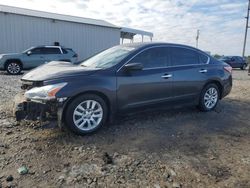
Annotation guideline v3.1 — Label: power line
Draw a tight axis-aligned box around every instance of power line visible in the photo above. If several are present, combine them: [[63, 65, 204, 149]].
[[242, 0, 250, 57]]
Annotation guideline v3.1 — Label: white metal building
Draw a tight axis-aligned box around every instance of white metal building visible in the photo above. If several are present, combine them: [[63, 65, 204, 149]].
[[0, 5, 153, 60], [120, 27, 153, 43], [0, 5, 121, 60]]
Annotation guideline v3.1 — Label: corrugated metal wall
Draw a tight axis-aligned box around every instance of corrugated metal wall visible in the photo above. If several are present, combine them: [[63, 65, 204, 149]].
[[0, 12, 120, 59]]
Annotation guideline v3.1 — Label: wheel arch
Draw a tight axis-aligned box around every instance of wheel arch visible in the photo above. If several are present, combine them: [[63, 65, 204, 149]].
[[61, 90, 112, 124], [203, 80, 223, 99], [4, 59, 23, 69]]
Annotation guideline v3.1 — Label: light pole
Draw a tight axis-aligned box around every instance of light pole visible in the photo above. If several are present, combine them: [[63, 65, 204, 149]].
[[242, 0, 250, 57], [196, 29, 200, 48]]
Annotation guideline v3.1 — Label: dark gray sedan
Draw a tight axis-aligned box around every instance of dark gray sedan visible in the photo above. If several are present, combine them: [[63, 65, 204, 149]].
[[219, 56, 247, 70], [15, 43, 232, 135]]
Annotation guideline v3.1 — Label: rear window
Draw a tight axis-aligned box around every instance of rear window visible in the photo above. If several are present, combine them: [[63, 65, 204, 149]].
[[170, 47, 199, 66], [62, 48, 68, 54], [63, 48, 76, 55], [199, 53, 209, 64]]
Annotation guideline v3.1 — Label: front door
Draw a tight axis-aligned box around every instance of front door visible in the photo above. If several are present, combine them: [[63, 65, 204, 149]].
[[116, 46, 173, 110], [24, 47, 46, 68]]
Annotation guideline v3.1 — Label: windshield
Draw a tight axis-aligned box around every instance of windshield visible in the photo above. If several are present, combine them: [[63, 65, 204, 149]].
[[22, 47, 35, 53], [219, 56, 230, 61], [80, 46, 135, 69]]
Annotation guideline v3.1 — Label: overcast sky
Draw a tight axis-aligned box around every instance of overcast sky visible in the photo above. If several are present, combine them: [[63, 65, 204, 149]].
[[1, 0, 249, 55]]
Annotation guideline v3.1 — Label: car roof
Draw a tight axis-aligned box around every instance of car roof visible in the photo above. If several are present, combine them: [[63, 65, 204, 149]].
[[223, 56, 242, 58], [40, 45, 61, 48], [120, 42, 206, 54]]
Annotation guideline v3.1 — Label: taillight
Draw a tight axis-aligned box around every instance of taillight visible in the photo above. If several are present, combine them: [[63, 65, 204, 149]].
[[224, 66, 232, 74]]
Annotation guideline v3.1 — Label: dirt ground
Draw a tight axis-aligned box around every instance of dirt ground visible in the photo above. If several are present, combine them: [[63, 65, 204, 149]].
[[0, 70, 250, 188]]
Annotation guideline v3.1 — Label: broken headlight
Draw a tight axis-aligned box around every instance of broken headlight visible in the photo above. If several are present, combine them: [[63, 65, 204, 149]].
[[25, 83, 67, 100]]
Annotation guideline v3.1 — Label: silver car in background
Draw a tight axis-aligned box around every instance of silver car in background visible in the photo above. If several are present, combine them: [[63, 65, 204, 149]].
[[0, 46, 78, 75]]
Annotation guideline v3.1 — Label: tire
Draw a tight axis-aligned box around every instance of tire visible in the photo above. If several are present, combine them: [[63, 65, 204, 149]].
[[241, 64, 247, 70], [65, 94, 108, 135], [6, 61, 22, 75], [198, 83, 220, 112]]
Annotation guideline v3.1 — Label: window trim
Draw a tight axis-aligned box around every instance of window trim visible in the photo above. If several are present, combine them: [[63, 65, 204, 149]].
[[117, 45, 210, 72]]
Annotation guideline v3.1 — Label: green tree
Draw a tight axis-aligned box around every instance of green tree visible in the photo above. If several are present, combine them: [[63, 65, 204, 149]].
[[213, 54, 222, 59]]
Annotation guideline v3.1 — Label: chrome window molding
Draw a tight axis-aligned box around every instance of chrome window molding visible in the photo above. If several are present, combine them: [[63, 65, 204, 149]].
[[58, 47, 63, 54], [117, 45, 210, 72]]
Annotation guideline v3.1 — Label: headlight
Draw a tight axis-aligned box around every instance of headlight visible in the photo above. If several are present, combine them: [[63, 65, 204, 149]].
[[25, 83, 67, 100]]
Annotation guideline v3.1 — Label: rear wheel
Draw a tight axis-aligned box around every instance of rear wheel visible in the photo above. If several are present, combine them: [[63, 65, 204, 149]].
[[65, 94, 108, 135], [198, 84, 219, 112], [6, 61, 22, 75], [241, 64, 247, 70]]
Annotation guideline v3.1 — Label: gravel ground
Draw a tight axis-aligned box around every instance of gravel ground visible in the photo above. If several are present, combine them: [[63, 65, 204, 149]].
[[0, 70, 250, 188]]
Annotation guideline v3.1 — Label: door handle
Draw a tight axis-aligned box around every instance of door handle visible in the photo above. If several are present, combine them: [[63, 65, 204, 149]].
[[199, 69, 207, 73], [161, 74, 172, 79]]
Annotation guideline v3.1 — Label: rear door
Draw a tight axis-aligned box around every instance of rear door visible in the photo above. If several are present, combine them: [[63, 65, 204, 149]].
[[117, 46, 173, 110], [169, 46, 209, 101], [43, 47, 62, 62]]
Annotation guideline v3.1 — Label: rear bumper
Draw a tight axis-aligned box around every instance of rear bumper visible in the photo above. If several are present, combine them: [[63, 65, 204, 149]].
[[221, 76, 232, 98]]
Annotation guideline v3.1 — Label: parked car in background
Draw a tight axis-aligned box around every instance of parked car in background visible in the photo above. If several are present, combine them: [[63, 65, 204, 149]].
[[14, 42, 232, 135], [219, 56, 247, 70], [0, 46, 78, 75]]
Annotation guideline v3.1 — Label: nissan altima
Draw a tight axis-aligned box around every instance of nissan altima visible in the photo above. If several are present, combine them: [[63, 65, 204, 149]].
[[14, 43, 232, 135]]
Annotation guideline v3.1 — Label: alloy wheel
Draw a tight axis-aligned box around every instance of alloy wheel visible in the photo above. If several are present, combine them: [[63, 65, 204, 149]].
[[73, 100, 103, 131], [7, 63, 21, 74], [204, 87, 218, 109]]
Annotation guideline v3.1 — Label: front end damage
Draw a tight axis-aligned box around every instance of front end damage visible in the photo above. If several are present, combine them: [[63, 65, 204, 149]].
[[13, 80, 67, 129]]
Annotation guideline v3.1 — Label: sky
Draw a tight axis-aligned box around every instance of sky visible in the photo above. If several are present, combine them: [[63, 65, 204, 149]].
[[0, 0, 249, 56]]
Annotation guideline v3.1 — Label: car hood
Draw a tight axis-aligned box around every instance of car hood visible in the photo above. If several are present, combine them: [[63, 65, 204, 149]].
[[22, 61, 101, 81], [0, 53, 21, 59]]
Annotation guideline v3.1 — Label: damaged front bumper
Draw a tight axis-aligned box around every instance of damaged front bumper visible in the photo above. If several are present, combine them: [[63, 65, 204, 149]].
[[13, 93, 66, 129]]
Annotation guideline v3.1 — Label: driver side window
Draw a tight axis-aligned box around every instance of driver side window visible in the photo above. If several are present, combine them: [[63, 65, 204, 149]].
[[30, 47, 44, 55], [130, 47, 169, 69]]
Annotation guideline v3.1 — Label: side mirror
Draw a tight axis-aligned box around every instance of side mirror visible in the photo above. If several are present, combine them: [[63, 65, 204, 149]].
[[26, 51, 32, 56], [123, 63, 143, 71]]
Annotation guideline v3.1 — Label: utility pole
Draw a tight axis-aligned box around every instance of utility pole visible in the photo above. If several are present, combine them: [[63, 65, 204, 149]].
[[196, 29, 200, 48], [242, 0, 250, 57]]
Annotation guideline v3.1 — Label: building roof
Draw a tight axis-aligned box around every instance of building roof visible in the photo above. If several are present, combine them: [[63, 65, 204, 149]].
[[121, 27, 153, 39], [0, 4, 120, 29]]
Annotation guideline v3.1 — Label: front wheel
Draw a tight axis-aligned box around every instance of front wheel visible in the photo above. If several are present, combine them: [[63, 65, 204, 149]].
[[6, 61, 22, 75], [198, 84, 220, 112], [65, 94, 108, 135]]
